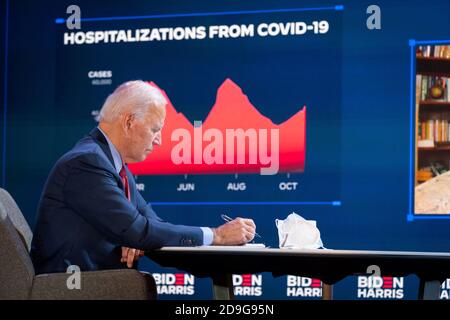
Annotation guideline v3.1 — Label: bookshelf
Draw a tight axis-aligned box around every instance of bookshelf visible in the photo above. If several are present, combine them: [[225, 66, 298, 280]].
[[415, 46, 450, 185]]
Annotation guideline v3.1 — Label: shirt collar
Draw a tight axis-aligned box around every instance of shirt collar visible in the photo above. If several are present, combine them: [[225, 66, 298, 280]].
[[97, 127, 123, 174]]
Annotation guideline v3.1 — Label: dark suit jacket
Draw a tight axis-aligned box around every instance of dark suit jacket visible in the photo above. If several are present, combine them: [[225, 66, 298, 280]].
[[31, 128, 203, 274]]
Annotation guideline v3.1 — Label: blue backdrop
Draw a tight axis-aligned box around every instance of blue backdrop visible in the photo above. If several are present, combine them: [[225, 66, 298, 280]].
[[1, 0, 450, 300]]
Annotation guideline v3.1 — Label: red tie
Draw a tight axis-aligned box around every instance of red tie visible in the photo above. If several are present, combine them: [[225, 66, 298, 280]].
[[119, 164, 131, 201]]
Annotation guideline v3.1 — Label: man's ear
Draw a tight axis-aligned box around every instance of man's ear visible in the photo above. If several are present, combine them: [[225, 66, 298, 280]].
[[123, 113, 135, 131]]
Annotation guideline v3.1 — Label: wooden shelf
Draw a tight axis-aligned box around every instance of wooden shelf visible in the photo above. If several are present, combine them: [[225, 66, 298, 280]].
[[420, 100, 450, 106], [419, 101, 450, 113], [417, 57, 450, 62], [419, 146, 450, 151], [417, 57, 450, 76]]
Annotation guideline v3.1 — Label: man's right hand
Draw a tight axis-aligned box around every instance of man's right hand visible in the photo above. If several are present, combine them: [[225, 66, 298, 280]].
[[121, 246, 144, 268], [212, 217, 256, 245]]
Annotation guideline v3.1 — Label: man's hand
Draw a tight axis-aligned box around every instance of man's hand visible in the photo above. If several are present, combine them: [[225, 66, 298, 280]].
[[121, 247, 145, 268], [212, 217, 256, 245]]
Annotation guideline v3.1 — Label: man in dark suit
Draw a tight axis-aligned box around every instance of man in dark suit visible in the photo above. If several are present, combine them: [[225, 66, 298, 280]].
[[31, 80, 256, 274]]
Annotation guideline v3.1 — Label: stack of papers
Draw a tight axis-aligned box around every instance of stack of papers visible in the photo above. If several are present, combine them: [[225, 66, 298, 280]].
[[203, 243, 266, 249]]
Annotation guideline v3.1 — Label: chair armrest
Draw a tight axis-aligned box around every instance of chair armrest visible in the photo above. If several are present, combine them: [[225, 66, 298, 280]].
[[30, 269, 157, 300]]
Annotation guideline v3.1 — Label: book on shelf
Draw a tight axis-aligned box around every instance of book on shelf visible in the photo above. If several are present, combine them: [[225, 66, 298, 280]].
[[418, 139, 434, 148], [418, 120, 450, 143], [418, 45, 450, 58]]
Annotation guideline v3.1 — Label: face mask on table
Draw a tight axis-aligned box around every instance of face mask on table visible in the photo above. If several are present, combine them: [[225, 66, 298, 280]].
[[275, 212, 324, 249]]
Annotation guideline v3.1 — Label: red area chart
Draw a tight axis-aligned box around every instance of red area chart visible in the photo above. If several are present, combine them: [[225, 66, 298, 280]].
[[128, 79, 306, 175]]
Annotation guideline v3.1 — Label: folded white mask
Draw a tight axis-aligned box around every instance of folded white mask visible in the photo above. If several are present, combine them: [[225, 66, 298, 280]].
[[275, 212, 324, 249]]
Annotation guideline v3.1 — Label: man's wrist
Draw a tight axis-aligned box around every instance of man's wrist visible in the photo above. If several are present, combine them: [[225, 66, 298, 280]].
[[212, 227, 223, 245]]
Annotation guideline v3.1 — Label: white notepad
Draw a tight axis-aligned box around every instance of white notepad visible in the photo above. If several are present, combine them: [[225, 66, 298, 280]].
[[202, 243, 266, 249]]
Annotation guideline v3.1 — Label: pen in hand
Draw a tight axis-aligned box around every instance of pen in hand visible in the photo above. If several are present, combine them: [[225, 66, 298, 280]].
[[221, 214, 261, 239]]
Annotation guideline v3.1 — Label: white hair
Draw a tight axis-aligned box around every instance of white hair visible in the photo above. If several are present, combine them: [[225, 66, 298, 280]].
[[99, 80, 167, 123]]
